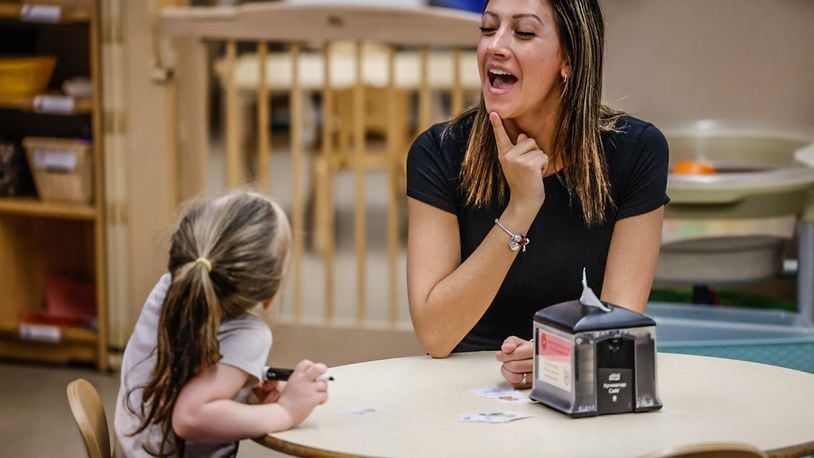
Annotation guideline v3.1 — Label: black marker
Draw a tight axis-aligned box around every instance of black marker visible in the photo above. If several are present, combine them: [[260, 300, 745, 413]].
[[263, 366, 334, 382]]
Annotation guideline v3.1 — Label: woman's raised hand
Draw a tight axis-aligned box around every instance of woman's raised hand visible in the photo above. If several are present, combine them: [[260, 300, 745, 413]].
[[277, 359, 329, 428], [490, 112, 548, 212]]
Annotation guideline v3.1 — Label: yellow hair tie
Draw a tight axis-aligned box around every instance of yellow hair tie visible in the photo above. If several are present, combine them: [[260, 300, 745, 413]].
[[195, 257, 213, 273]]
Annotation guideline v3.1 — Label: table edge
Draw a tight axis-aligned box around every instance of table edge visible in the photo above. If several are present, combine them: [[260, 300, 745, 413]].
[[253, 434, 370, 458], [255, 432, 814, 458], [767, 441, 814, 458], [252, 353, 814, 457]]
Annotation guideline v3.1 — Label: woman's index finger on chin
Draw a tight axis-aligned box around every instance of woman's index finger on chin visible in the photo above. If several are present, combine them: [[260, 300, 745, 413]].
[[489, 112, 514, 155]]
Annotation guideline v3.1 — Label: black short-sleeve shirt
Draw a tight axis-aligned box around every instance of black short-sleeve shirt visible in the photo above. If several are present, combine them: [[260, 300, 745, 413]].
[[406, 113, 669, 352]]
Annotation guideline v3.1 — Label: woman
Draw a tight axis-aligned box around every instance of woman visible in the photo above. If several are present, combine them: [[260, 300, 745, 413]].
[[406, 0, 669, 387]]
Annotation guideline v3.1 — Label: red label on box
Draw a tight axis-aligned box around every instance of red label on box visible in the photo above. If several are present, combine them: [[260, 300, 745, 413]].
[[538, 330, 571, 360], [537, 329, 573, 393]]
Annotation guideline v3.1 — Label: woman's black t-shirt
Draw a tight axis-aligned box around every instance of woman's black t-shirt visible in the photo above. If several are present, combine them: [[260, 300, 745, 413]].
[[406, 113, 670, 352]]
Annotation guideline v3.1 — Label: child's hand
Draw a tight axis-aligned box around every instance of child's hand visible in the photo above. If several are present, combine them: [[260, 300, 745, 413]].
[[277, 359, 329, 428], [250, 380, 285, 404]]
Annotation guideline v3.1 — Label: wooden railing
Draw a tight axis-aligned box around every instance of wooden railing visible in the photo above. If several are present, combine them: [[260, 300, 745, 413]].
[[161, 3, 480, 326]]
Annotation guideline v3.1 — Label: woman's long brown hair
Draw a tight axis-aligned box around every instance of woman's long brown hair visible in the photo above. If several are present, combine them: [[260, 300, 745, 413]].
[[128, 190, 291, 456], [458, 0, 622, 225]]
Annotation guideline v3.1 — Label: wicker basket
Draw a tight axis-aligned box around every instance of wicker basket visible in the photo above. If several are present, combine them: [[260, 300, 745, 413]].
[[23, 137, 92, 204], [0, 57, 57, 98]]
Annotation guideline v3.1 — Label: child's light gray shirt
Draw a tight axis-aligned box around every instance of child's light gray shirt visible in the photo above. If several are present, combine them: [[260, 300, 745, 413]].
[[114, 274, 271, 457]]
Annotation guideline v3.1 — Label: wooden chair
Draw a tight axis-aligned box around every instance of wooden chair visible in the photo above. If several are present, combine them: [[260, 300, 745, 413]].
[[66, 378, 112, 458], [641, 442, 767, 458]]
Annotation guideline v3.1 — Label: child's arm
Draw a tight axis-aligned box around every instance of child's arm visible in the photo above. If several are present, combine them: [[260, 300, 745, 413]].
[[172, 359, 328, 442]]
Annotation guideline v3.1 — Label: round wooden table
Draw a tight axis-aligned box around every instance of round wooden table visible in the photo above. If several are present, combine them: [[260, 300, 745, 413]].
[[255, 352, 814, 457]]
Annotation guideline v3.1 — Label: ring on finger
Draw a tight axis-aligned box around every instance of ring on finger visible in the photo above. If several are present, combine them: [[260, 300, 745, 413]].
[[521, 372, 528, 385]]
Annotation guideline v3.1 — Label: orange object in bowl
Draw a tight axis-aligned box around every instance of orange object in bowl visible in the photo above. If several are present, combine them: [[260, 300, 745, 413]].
[[0, 56, 57, 98], [672, 160, 716, 175]]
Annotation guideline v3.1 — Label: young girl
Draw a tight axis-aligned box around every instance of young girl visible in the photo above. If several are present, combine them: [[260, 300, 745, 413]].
[[114, 191, 329, 457]]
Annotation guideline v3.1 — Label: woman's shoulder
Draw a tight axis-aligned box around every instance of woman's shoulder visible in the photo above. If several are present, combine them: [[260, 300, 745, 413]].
[[607, 114, 664, 145], [603, 115, 668, 170], [406, 112, 473, 211]]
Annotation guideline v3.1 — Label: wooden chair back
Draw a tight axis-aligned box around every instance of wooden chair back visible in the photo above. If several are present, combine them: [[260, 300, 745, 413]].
[[66, 378, 112, 458]]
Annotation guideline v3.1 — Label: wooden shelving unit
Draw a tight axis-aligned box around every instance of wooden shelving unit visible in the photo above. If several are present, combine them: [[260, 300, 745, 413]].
[[0, 0, 107, 369]]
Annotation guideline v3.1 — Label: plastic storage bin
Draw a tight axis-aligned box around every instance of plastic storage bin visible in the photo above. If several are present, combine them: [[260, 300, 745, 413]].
[[45, 275, 96, 322], [0, 57, 56, 98], [23, 137, 93, 204], [430, 0, 482, 13], [649, 302, 814, 373]]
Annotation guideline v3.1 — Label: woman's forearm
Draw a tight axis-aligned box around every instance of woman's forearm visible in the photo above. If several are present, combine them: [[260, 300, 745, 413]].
[[410, 199, 540, 357]]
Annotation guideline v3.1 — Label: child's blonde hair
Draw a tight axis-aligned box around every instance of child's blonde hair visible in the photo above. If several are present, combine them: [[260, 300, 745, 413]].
[[130, 190, 290, 456]]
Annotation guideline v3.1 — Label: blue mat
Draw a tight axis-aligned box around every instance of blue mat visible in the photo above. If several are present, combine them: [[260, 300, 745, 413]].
[[648, 302, 814, 373]]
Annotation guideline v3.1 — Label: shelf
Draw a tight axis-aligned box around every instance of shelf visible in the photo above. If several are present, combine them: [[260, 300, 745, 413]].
[[0, 320, 97, 343], [0, 197, 96, 220], [0, 95, 94, 114], [0, 320, 98, 364], [0, 3, 91, 23]]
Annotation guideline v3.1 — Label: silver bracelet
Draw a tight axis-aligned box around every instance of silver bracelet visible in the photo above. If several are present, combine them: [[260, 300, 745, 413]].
[[494, 218, 530, 253]]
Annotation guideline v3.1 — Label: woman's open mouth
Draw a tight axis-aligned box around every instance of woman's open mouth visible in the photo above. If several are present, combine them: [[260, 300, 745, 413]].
[[487, 68, 518, 92]]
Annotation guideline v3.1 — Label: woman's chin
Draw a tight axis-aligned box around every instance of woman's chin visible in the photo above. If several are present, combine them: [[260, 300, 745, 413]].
[[483, 103, 513, 120]]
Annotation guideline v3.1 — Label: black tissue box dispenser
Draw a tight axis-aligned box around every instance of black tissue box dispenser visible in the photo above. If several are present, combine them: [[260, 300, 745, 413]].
[[529, 275, 662, 417]]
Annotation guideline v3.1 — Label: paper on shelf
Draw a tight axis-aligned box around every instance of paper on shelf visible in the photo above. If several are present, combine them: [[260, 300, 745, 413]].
[[33, 95, 75, 115], [20, 5, 62, 23], [19, 323, 61, 342]]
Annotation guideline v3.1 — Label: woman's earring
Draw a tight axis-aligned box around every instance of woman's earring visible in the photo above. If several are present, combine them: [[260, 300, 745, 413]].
[[562, 74, 569, 85]]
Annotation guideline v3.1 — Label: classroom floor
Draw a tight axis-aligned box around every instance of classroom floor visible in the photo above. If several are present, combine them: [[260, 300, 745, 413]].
[[0, 362, 289, 457]]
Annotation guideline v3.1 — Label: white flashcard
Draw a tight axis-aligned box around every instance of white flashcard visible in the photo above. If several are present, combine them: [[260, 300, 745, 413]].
[[339, 406, 385, 416], [459, 411, 533, 423], [470, 386, 532, 403]]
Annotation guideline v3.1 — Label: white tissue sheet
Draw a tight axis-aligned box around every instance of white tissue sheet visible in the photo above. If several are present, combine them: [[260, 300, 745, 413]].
[[580, 268, 611, 312]]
